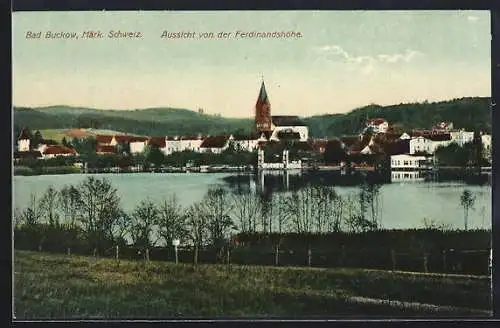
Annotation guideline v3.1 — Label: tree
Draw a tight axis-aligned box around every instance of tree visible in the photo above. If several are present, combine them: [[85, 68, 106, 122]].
[[231, 190, 261, 233], [201, 187, 236, 262], [129, 199, 160, 260], [157, 194, 187, 247], [75, 176, 122, 255], [61, 137, 70, 147], [144, 145, 165, 167], [32, 130, 43, 149], [39, 186, 60, 227], [460, 189, 475, 230], [184, 202, 208, 265], [324, 141, 347, 165]]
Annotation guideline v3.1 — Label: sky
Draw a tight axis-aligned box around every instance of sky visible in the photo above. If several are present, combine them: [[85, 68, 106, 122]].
[[12, 10, 491, 118]]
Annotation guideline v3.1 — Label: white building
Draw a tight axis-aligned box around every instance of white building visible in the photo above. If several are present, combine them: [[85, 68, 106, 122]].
[[481, 134, 492, 161], [390, 154, 427, 170], [233, 133, 261, 152], [199, 135, 233, 154], [268, 116, 309, 142], [450, 130, 475, 146], [366, 118, 389, 134], [17, 128, 30, 152], [166, 136, 183, 154], [180, 136, 205, 152], [390, 154, 428, 182], [409, 134, 452, 155]]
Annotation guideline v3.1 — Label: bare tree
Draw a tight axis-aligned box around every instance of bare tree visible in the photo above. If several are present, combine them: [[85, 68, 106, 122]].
[[129, 199, 160, 261], [58, 185, 81, 228], [231, 190, 261, 233], [39, 186, 60, 227], [76, 176, 122, 256], [158, 194, 187, 250], [185, 202, 208, 265], [201, 187, 236, 263]]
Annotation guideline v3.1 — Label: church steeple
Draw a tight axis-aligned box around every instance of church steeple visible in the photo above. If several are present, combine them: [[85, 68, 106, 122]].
[[255, 79, 272, 132]]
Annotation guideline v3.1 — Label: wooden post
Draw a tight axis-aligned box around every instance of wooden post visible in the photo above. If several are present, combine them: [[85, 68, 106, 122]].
[[226, 246, 230, 265], [424, 253, 429, 273], [67, 247, 71, 256], [307, 246, 312, 267], [115, 245, 119, 261], [442, 250, 447, 272], [391, 249, 396, 271], [175, 245, 179, 264], [146, 248, 150, 262], [275, 243, 279, 266], [194, 245, 198, 265], [93, 248, 97, 258]]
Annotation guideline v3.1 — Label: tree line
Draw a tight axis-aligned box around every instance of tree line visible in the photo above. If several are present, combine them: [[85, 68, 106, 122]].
[[14, 176, 385, 263]]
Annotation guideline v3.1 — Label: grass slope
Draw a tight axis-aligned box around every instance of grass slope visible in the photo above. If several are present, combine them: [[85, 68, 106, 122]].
[[14, 250, 491, 319]]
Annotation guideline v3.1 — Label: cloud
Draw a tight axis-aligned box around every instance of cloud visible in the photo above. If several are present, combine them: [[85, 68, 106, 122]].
[[316, 45, 422, 75], [467, 15, 479, 22]]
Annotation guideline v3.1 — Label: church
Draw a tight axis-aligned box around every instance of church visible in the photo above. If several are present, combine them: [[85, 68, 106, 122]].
[[254, 80, 309, 142]]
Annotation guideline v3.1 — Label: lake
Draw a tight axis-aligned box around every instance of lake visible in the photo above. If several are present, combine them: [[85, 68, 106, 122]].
[[13, 172, 492, 230]]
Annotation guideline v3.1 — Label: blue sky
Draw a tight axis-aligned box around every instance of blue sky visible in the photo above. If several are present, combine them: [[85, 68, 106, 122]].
[[12, 10, 491, 118]]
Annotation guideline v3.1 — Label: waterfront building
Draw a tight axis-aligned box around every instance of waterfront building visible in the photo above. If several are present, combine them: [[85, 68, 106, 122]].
[[390, 154, 428, 182], [409, 133, 452, 155], [41, 145, 78, 159]]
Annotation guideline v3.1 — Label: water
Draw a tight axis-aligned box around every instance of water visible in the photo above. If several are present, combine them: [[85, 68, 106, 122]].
[[13, 172, 492, 230]]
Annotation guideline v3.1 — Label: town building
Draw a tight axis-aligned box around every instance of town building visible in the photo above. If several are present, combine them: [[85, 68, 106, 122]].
[[41, 145, 78, 159], [365, 118, 389, 134], [17, 128, 30, 152], [254, 80, 309, 142], [409, 133, 452, 155], [199, 135, 234, 154]]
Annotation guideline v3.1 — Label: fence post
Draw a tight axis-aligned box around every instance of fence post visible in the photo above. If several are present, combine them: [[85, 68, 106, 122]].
[[307, 246, 312, 267], [67, 247, 71, 256], [115, 245, 119, 261], [275, 243, 279, 266], [146, 248, 150, 262], [424, 252, 429, 273], [442, 250, 447, 272], [391, 249, 396, 271]]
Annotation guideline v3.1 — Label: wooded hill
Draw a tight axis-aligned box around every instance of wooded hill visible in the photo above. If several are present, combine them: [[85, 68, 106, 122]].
[[14, 97, 491, 138]]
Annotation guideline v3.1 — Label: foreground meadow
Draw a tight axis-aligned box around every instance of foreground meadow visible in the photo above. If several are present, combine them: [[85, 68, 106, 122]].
[[13, 250, 491, 319]]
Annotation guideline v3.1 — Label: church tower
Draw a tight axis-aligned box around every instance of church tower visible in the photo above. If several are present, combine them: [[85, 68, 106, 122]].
[[255, 80, 272, 132]]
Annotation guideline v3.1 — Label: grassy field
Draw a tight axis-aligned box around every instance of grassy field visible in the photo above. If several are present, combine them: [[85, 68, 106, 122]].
[[13, 250, 492, 319], [38, 128, 145, 142]]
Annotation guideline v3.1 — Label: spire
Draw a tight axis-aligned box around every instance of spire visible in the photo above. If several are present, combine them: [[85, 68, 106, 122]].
[[257, 79, 269, 103]]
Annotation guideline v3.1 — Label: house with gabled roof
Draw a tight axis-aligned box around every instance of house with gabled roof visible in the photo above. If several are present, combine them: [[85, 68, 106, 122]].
[[199, 135, 234, 154], [17, 128, 31, 152], [41, 145, 78, 159]]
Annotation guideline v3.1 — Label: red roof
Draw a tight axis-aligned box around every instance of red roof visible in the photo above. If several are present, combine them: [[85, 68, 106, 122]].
[[18, 128, 30, 140], [366, 118, 387, 126], [200, 135, 230, 148], [66, 129, 89, 137], [96, 145, 116, 153], [95, 135, 113, 144], [43, 145, 77, 155], [113, 135, 149, 143], [148, 137, 166, 148]]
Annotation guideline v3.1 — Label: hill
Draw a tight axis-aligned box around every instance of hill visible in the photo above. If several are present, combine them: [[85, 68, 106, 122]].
[[13, 97, 491, 139], [14, 250, 491, 318]]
